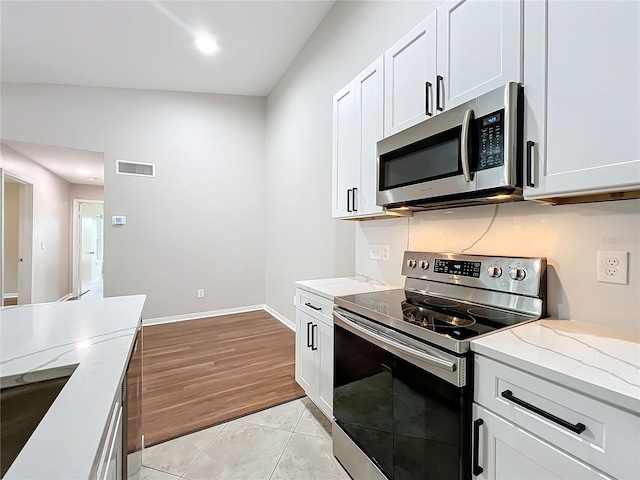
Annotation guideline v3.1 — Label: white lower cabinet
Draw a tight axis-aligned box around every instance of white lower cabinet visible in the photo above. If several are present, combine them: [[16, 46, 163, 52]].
[[96, 400, 123, 480], [472, 404, 611, 480], [473, 355, 640, 480], [294, 288, 333, 419]]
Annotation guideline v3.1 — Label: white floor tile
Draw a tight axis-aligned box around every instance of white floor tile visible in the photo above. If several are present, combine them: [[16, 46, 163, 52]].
[[270, 433, 349, 480], [142, 423, 226, 476], [139, 466, 180, 480], [182, 421, 291, 480], [294, 400, 332, 439], [237, 397, 307, 432]]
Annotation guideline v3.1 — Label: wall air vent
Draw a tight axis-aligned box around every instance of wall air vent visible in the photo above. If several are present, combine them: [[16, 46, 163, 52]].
[[116, 160, 155, 177]]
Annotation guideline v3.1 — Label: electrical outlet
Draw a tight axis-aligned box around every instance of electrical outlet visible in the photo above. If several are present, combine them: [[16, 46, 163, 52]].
[[597, 251, 628, 284], [370, 244, 382, 260], [197, 288, 205, 298], [381, 245, 390, 261]]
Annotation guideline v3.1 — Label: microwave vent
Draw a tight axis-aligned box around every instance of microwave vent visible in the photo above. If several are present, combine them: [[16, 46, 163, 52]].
[[116, 160, 155, 177]]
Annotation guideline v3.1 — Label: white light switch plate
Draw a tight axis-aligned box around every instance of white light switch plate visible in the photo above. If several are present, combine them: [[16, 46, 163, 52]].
[[370, 244, 382, 260]]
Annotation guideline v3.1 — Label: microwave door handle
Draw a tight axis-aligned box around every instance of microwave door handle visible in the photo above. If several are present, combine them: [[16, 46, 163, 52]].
[[461, 109, 474, 183]]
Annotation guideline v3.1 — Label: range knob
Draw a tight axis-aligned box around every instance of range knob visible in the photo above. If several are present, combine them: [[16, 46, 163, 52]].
[[407, 259, 417, 268], [419, 260, 429, 270], [487, 265, 502, 278], [509, 266, 527, 281]]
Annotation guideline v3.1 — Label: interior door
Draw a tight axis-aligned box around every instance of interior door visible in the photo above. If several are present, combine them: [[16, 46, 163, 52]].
[[79, 202, 95, 295]]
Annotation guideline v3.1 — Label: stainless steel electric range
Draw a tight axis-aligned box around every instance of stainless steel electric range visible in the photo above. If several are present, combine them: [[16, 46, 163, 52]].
[[332, 251, 547, 480]]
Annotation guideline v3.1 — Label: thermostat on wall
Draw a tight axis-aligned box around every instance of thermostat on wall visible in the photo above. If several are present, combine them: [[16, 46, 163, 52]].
[[112, 216, 126, 226]]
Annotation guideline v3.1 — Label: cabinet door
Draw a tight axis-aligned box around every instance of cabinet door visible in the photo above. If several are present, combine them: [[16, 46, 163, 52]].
[[354, 56, 384, 217], [315, 320, 334, 419], [384, 13, 437, 136], [332, 83, 357, 218], [436, 0, 522, 111], [473, 405, 612, 480], [295, 310, 316, 396], [524, 0, 640, 199]]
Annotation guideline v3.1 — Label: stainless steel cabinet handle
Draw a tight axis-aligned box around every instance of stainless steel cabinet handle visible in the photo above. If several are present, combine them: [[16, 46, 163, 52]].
[[425, 81, 433, 116], [501, 390, 586, 434], [333, 310, 455, 371], [526, 141, 535, 187], [436, 75, 444, 111], [473, 419, 484, 476], [461, 109, 474, 183], [352, 187, 358, 212], [305, 302, 322, 311]]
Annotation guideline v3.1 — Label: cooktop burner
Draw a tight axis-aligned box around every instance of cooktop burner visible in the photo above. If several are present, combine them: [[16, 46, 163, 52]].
[[421, 297, 460, 309]]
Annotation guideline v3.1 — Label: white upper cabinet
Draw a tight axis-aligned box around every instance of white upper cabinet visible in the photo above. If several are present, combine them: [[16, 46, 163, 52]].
[[331, 83, 356, 218], [384, 13, 437, 136], [524, 0, 640, 200], [354, 57, 384, 217], [436, 0, 522, 111]]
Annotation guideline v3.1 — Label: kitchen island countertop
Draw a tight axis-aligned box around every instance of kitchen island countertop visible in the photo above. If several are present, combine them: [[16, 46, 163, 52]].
[[471, 319, 640, 414], [295, 276, 398, 300], [0, 295, 145, 479]]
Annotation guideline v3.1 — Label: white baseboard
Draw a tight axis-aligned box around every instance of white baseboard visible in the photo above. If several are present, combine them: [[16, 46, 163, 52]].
[[143, 304, 265, 326], [57, 293, 74, 302], [263, 305, 295, 331], [3, 293, 18, 299], [143, 304, 296, 331]]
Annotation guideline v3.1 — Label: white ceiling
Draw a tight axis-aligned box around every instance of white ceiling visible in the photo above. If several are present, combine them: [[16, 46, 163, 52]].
[[0, 0, 335, 96], [2, 140, 105, 186], [1, 1, 334, 184]]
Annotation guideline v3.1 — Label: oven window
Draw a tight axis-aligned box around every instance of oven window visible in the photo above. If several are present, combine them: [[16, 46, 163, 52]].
[[334, 324, 470, 480], [379, 126, 462, 191]]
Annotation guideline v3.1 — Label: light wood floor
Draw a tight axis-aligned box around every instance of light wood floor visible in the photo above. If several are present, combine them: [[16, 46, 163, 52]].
[[141, 310, 304, 447]]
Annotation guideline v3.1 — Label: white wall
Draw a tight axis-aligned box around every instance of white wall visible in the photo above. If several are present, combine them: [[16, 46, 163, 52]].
[[1, 84, 267, 319], [3, 182, 20, 294], [265, 1, 438, 322], [0, 144, 71, 303], [70, 184, 104, 202]]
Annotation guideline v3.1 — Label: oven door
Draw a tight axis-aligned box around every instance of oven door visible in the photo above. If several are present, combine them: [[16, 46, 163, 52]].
[[333, 308, 471, 480]]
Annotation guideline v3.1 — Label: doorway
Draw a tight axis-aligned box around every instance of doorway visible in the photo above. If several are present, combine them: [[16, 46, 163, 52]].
[[72, 200, 104, 299], [1, 170, 34, 306]]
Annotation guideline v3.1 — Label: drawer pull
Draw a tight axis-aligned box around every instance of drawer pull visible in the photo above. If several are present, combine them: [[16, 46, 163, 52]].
[[501, 389, 586, 434], [305, 302, 322, 311], [472, 418, 484, 476]]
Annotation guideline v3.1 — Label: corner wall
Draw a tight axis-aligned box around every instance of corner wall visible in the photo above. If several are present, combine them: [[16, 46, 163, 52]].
[[265, 1, 439, 322]]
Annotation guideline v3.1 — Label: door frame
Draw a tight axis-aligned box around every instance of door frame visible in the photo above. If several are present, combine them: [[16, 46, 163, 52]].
[[72, 198, 104, 298], [1, 168, 34, 305]]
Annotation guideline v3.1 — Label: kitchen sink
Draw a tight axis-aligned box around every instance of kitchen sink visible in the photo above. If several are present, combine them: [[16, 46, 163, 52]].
[[1, 375, 70, 478]]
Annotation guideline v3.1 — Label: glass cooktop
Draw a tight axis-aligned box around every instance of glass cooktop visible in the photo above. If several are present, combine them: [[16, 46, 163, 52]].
[[334, 288, 536, 353]]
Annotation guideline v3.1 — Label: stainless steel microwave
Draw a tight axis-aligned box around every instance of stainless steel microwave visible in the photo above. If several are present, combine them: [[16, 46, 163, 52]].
[[377, 82, 524, 211]]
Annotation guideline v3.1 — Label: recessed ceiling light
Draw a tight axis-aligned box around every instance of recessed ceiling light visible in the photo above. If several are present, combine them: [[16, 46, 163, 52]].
[[76, 168, 91, 174], [195, 33, 218, 55], [87, 177, 100, 181]]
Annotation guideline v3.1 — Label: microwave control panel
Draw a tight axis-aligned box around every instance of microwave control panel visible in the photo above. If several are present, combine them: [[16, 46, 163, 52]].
[[477, 109, 504, 171]]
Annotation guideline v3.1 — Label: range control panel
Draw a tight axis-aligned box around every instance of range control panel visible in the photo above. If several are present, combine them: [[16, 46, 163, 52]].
[[401, 251, 546, 298]]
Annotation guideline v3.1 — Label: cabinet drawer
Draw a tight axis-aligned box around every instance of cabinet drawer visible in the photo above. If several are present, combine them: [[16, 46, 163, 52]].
[[296, 289, 332, 325], [475, 355, 640, 480]]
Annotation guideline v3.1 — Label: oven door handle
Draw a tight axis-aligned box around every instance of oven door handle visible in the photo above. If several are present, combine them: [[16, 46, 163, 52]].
[[333, 310, 456, 372], [460, 109, 474, 183]]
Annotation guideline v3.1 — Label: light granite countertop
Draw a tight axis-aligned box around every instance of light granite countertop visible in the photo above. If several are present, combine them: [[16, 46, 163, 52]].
[[0, 295, 146, 479], [471, 319, 640, 414], [295, 276, 399, 300]]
